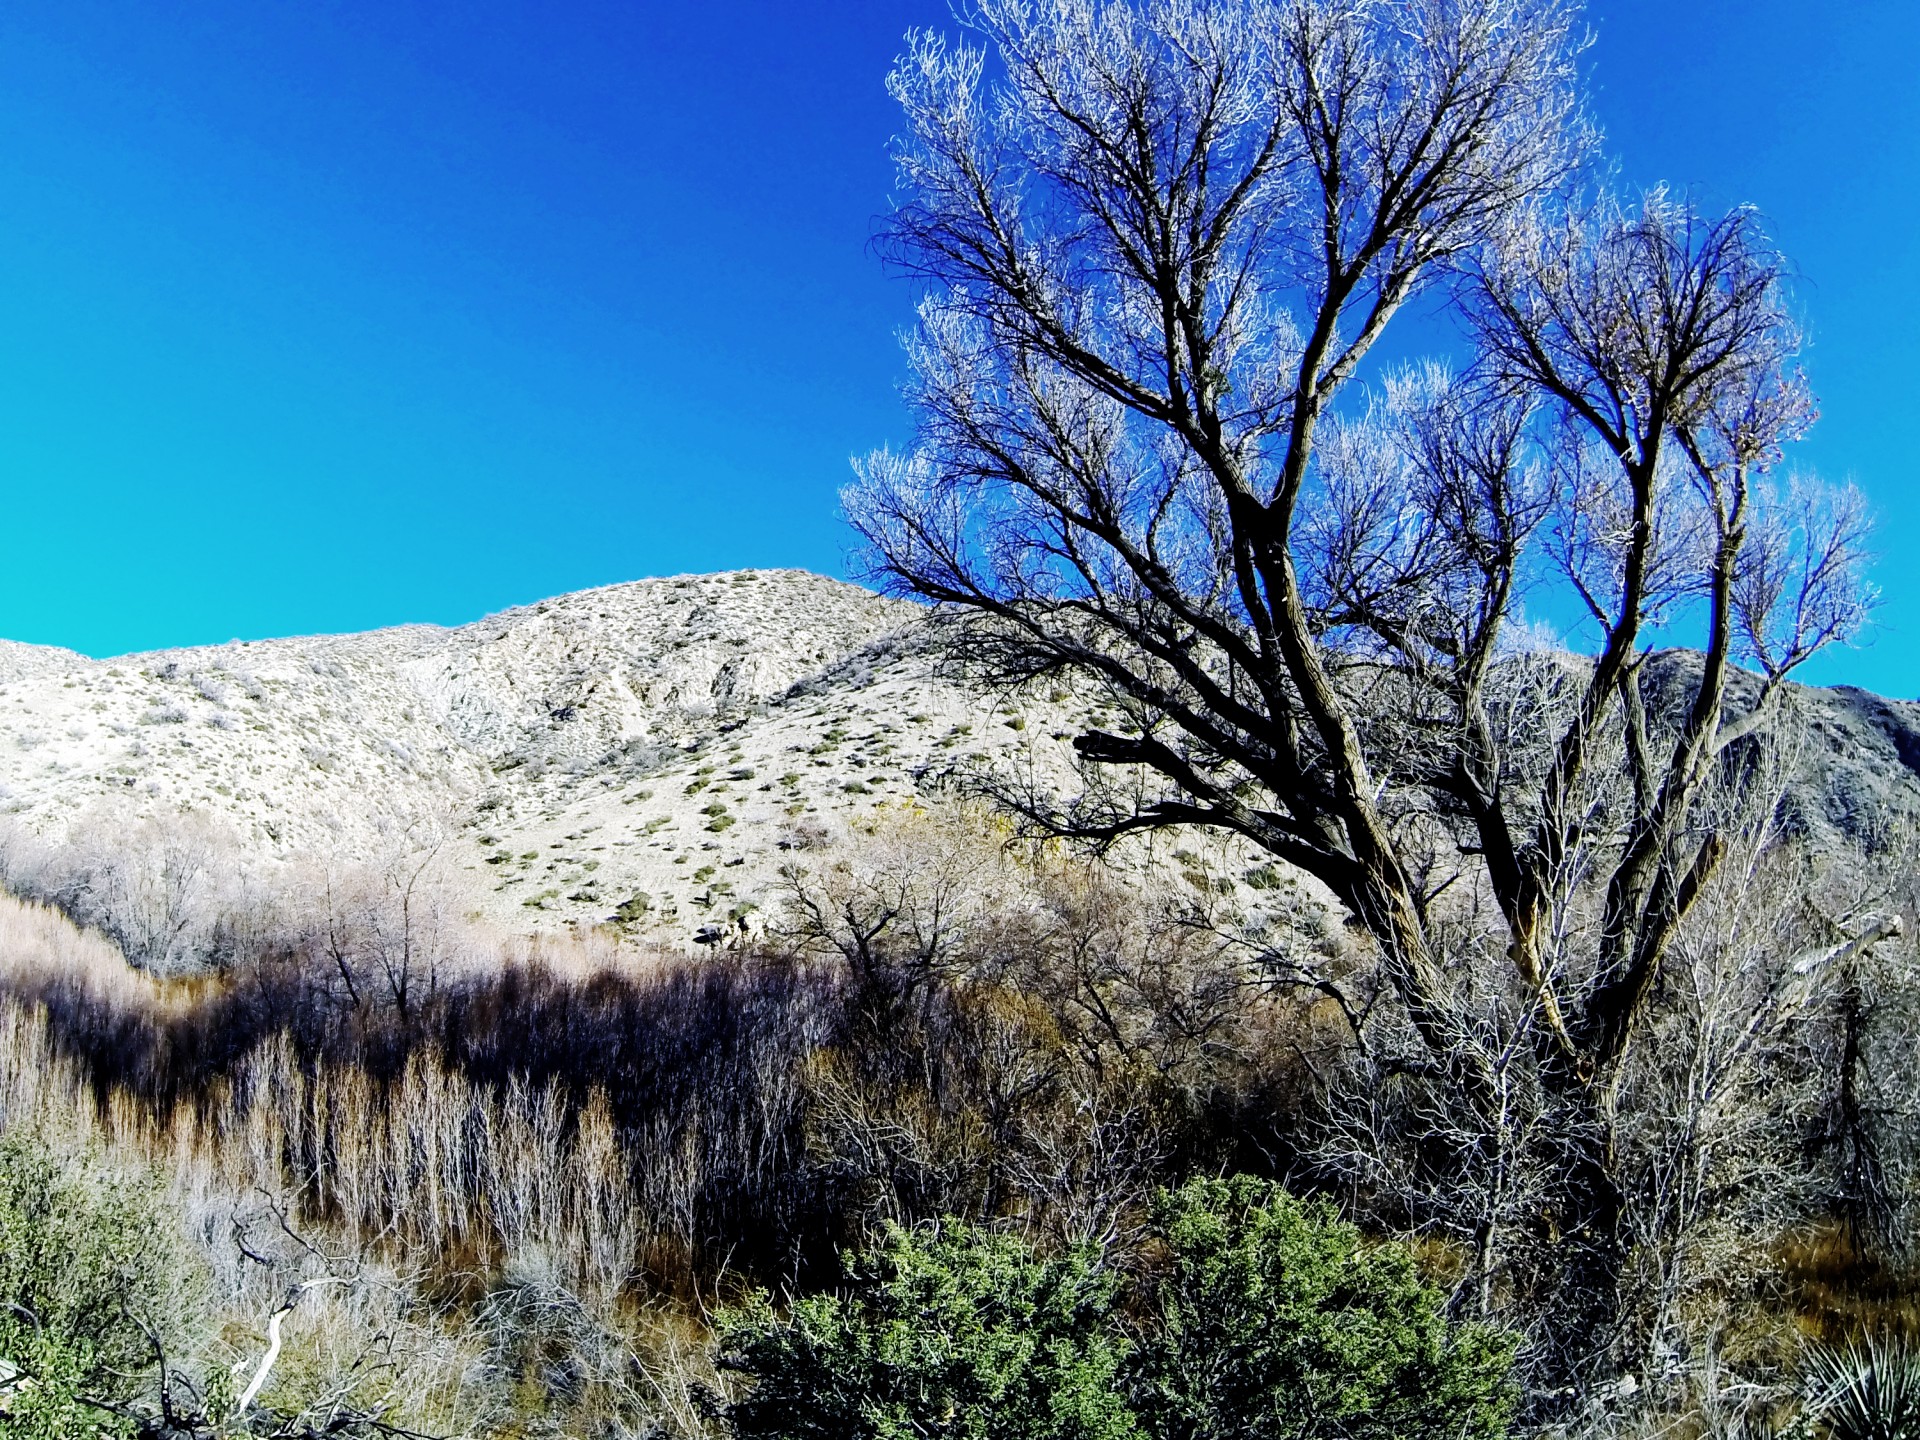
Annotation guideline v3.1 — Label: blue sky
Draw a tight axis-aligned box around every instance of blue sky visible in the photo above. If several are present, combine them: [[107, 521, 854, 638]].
[[0, 2, 1913, 697]]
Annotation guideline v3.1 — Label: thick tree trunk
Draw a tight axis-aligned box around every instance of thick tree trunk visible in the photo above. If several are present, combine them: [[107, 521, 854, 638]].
[[1497, 1053, 1633, 1401]]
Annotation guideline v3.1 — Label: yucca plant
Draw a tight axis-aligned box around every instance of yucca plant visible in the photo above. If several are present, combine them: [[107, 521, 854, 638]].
[[1802, 1340, 1920, 1440]]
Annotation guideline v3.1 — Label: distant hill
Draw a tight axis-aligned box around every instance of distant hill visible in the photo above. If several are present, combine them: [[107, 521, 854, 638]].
[[0, 571, 1098, 941], [0, 570, 1912, 946]]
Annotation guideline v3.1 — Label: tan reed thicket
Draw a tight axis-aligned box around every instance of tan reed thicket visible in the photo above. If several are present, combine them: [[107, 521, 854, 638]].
[[5, 802, 1915, 1436], [0, 890, 816, 1432], [0, 890, 838, 1304], [0, 1014, 633, 1303], [0, 826, 1313, 1434], [0, 809, 1300, 1296], [221, 1039, 640, 1296]]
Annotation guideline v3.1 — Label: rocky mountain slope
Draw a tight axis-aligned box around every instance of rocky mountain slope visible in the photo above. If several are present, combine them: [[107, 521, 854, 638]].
[[0, 571, 1108, 942], [0, 570, 1914, 947]]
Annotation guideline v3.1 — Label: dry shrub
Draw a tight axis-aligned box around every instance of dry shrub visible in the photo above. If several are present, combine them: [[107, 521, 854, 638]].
[[777, 806, 1308, 1243], [1295, 765, 1920, 1418]]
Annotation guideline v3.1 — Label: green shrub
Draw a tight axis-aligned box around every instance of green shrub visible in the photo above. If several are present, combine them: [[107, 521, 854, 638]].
[[0, 1129, 208, 1438], [715, 1220, 1138, 1440], [1129, 1176, 1515, 1440], [713, 1179, 1516, 1440]]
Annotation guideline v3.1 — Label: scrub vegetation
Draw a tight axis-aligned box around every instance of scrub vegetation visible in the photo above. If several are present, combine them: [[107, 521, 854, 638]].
[[0, 792, 1913, 1436], [1, 0, 1917, 1436]]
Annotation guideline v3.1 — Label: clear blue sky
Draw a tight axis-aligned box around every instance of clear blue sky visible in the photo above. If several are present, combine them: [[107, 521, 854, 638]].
[[0, 2, 1913, 697]]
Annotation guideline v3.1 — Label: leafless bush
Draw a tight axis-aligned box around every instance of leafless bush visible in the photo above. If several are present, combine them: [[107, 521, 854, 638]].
[[0, 808, 479, 990], [1297, 725, 1918, 1407], [0, 809, 237, 972], [779, 806, 1300, 1244]]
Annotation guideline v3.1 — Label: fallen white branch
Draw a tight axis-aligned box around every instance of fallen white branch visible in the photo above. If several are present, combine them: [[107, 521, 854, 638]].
[[232, 1277, 348, 1420], [1790, 913, 1905, 976]]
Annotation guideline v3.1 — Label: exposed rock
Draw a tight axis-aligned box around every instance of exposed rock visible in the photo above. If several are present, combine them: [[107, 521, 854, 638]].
[[1638, 650, 1920, 854]]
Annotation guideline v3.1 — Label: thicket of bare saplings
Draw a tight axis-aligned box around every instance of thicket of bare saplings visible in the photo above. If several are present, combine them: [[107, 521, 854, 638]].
[[0, 807, 1302, 1269], [0, 806, 1336, 1433], [0, 789, 1915, 1433]]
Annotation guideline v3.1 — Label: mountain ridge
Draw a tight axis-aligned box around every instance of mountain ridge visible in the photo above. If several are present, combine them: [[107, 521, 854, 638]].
[[0, 570, 1088, 940]]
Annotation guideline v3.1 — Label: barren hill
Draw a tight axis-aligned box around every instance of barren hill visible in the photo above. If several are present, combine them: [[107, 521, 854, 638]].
[[0, 571, 1100, 941], [0, 571, 1914, 949]]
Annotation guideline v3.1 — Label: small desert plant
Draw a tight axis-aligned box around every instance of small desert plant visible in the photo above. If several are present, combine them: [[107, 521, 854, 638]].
[[1802, 1339, 1920, 1440]]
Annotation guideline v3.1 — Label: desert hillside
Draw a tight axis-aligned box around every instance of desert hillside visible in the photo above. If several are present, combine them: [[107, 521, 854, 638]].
[[2, 568, 1915, 947], [0, 570, 1121, 942]]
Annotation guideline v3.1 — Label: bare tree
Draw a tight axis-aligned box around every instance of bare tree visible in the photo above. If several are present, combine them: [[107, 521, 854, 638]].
[[293, 821, 463, 1022], [848, 0, 1879, 1385]]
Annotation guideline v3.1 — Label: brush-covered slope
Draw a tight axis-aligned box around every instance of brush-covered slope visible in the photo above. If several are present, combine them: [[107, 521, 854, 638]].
[[0, 571, 1108, 939], [0, 571, 1913, 945]]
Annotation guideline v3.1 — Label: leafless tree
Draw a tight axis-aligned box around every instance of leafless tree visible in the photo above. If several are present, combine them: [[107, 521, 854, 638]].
[[295, 823, 463, 1021], [848, 0, 1882, 1386]]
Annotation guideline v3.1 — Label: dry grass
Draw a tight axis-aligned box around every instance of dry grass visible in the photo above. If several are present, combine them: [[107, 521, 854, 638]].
[[1774, 1225, 1920, 1346]]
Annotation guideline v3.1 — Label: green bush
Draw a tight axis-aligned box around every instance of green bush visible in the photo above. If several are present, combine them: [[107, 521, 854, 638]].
[[1130, 1176, 1516, 1440], [715, 1221, 1137, 1440], [0, 1128, 207, 1438], [713, 1178, 1516, 1440]]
